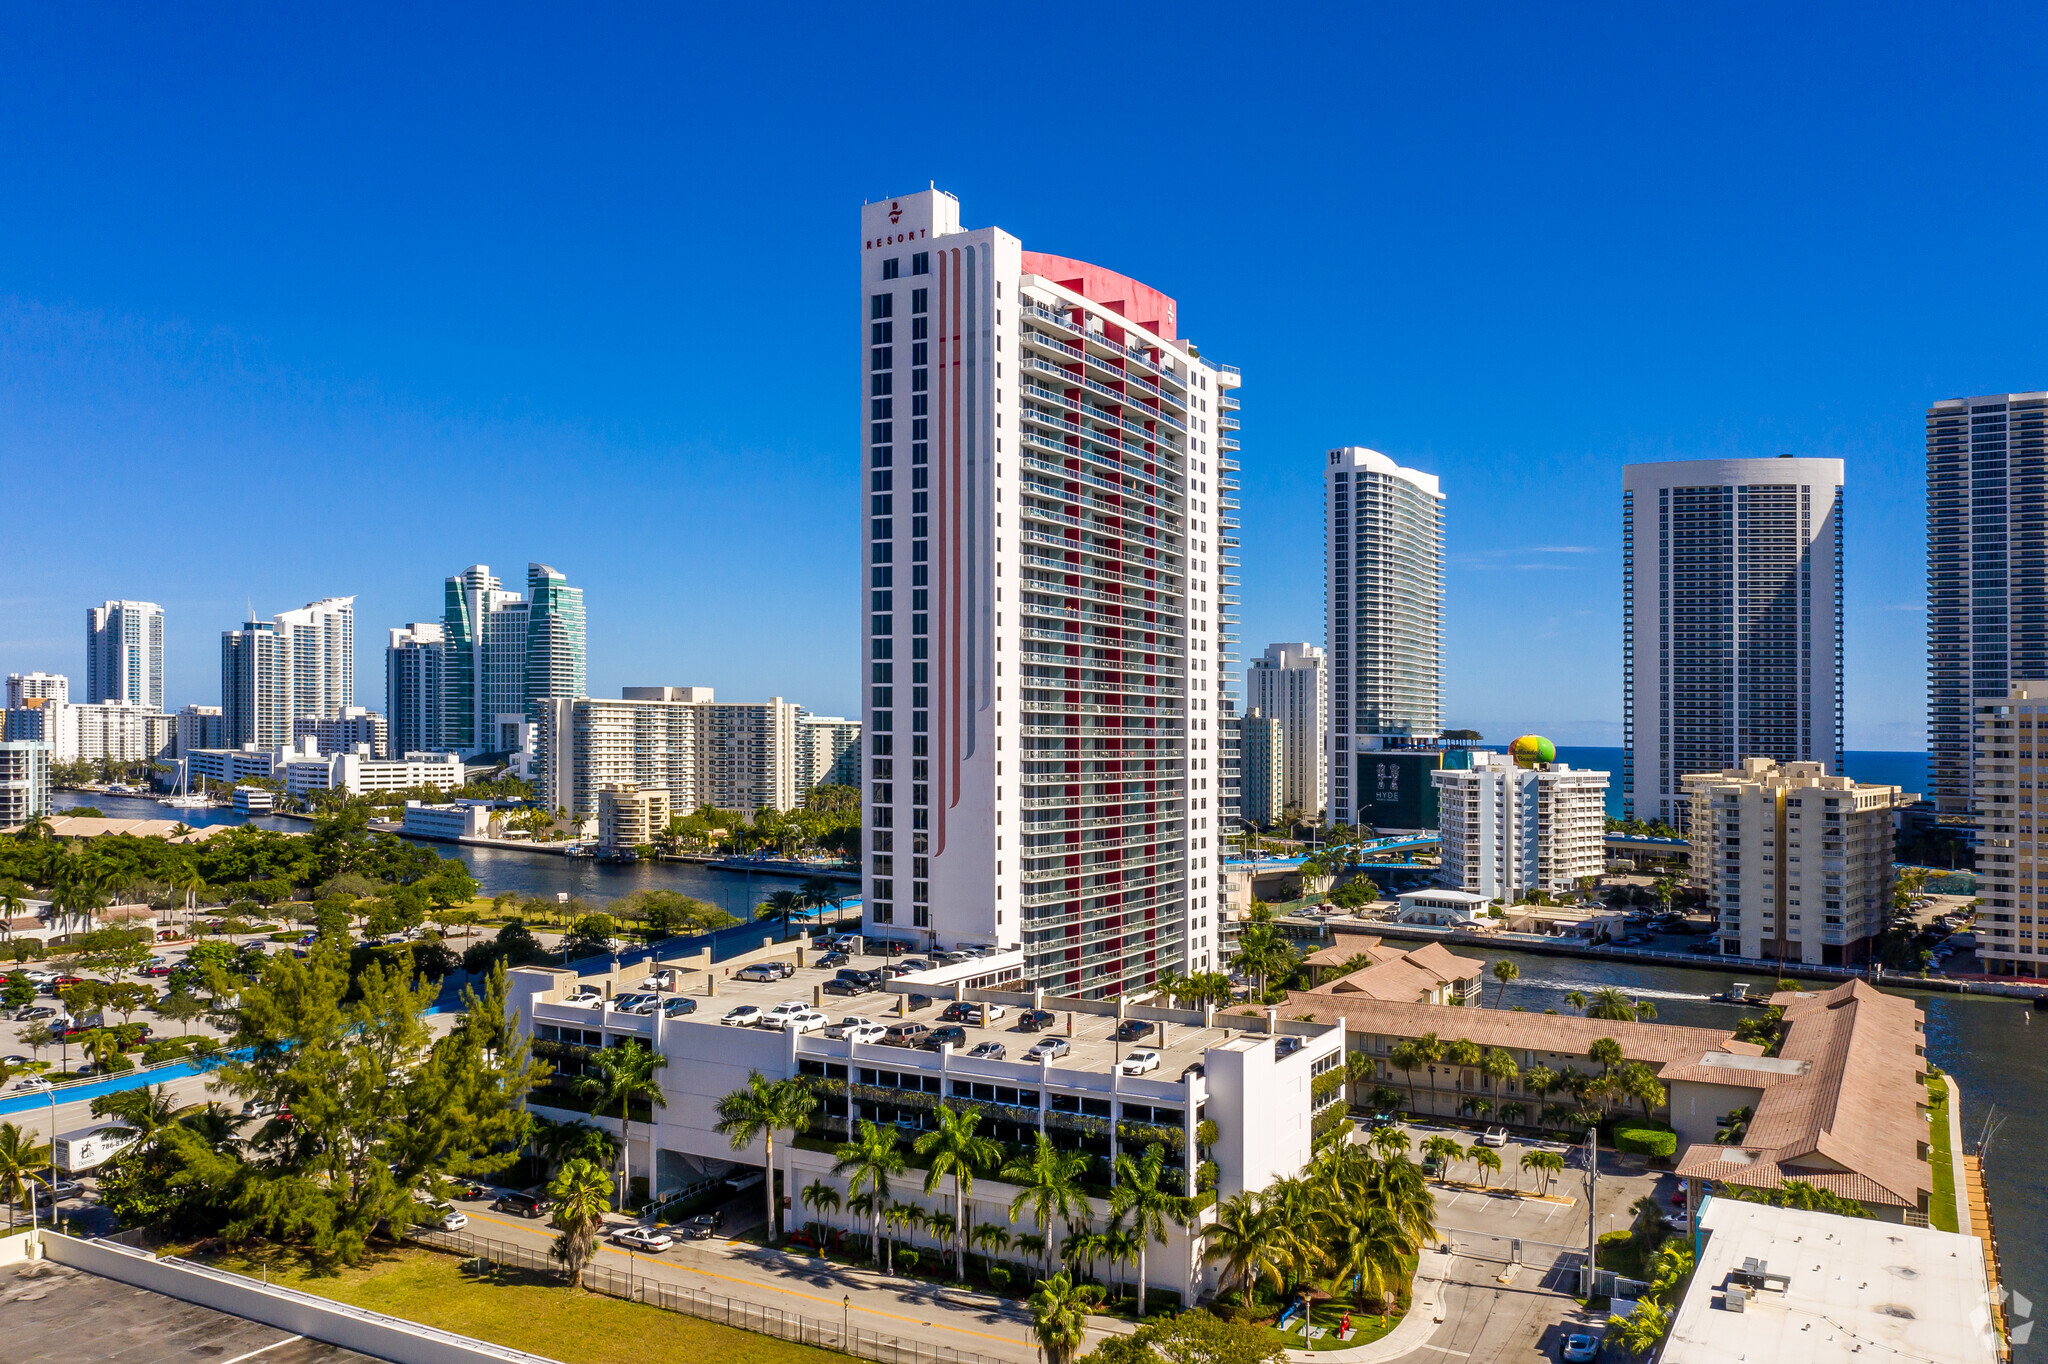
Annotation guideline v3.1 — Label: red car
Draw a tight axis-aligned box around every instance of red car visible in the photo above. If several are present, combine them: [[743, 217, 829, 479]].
[[47, 975, 84, 994], [142, 964, 174, 977]]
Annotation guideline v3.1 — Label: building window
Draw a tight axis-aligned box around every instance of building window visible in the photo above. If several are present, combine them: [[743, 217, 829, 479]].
[[911, 255, 929, 277], [912, 316, 928, 340], [871, 293, 894, 319], [912, 287, 928, 313], [912, 395, 928, 415], [871, 320, 893, 344], [872, 422, 892, 444], [882, 258, 900, 280], [913, 369, 928, 392], [871, 398, 892, 419], [872, 373, 893, 396], [872, 347, 893, 371]]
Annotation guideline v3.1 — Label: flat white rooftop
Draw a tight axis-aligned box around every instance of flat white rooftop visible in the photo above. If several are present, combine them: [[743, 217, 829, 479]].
[[1662, 1198, 1997, 1364]]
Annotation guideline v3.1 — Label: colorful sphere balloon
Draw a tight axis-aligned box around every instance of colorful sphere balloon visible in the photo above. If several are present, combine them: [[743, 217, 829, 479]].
[[1509, 734, 1556, 768]]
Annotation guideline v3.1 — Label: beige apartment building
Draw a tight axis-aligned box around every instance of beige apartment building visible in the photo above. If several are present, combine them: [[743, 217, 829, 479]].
[[1970, 679, 2048, 973], [597, 782, 671, 852], [1685, 758, 1900, 965], [534, 689, 799, 823]]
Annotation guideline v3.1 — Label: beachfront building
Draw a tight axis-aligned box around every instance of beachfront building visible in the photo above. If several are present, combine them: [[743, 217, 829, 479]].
[[3, 699, 174, 765], [1248, 643, 1325, 820], [1432, 749, 1608, 900], [294, 706, 389, 761], [1325, 451, 1444, 827], [1967, 678, 2048, 974], [796, 712, 862, 792], [279, 742, 463, 798], [221, 595, 356, 748], [1684, 758, 1901, 965], [1622, 458, 1845, 828], [857, 187, 1239, 992]]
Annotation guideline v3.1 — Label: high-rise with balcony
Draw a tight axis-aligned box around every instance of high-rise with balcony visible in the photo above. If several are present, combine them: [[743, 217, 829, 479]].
[[1622, 459, 1844, 829], [1927, 394, 2048, 815], [220, 596, 355, 748], [1248, 642, 1326, 820], [87, 600, 164, 711], [1324, 449, 1444, 826], [858, 188, 1237, 996], [385, 622, 447, 759]]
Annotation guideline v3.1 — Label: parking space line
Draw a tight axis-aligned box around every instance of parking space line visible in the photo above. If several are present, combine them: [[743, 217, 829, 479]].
[[218, 1336, 305, 1364]]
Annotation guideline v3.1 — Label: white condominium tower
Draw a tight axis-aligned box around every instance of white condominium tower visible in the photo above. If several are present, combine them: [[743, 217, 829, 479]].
[[1247, 642, 1326, 820], [220, 596, 355, 748], [1622, 458, 1844, 829], [1926, 394, 2048, 814], [858, 188, 1239, 997], [1431, 750, 1609, 901], [1324, 449, 1444, 826], [87, 600, 164, 710]]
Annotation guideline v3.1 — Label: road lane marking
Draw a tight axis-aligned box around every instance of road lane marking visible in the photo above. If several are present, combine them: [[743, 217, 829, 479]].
[[463, 1209, 1020, 1345], [218, 1336, 305, 1364]]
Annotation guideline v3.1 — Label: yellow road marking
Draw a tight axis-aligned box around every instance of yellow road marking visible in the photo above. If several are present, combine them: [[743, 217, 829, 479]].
[[462, 1209, 1020, 1346]]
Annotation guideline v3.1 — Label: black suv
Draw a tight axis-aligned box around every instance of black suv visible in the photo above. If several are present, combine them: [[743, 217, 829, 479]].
[[492, 1191, 552, 1218], [1017, 1009, 1058, 1032], [922, 1024, 969, 1050]]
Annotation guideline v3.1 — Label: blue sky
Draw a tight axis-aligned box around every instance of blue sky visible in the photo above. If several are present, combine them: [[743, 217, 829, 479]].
[[5, 4, 2045, 749]]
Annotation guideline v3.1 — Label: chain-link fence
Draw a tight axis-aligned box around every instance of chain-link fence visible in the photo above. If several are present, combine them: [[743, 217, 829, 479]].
[[410, 1226, 1014, 1364]]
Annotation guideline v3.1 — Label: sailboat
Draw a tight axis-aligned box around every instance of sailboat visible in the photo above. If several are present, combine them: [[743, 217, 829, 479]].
[[160, 758, 212, 809]]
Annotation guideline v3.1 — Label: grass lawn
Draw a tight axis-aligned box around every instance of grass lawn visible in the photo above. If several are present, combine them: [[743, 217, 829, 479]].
[[1926, 1075, 1959, 1233], [1261, 1300, 1403, 1352], [206, 1245, 852, 1364]]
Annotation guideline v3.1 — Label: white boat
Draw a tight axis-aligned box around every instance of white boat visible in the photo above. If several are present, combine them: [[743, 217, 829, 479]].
[[159, 760, 213, 810], [104, 783, 139, 797]]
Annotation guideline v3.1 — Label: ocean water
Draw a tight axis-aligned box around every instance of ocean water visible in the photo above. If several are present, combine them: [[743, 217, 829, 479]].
[[1549, 747, 1928, 820]]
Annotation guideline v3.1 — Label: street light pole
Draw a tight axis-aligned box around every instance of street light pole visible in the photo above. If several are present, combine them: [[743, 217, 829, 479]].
[[1582, 1126, 1599, 1297]]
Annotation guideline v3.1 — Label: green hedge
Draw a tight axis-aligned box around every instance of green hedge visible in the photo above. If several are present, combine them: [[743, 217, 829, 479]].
[[1612, 1119, 1677, 1158]]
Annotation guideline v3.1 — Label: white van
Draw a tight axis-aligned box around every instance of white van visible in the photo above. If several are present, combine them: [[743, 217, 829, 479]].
[[53, 1122, 139, 1174]]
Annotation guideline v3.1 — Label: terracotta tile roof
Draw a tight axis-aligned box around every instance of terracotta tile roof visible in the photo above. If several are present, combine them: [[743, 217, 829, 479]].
[[1676, 979, 1929, 1210], [43, 815, 222, 843], [1306, 941, 1487, 1002], [1304, 937, 1392, 968], [1277, 992, 1737, 1063]]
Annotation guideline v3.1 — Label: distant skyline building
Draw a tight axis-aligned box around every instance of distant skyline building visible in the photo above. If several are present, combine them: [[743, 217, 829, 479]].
[[1927, 393, 2048, 815], [1248, 642, 1326, 820], [7, 673, 68, 708], [220, 595, 356, 748], [87, 600, 164, 710], [0, 740, 52, 823], [438, 563, 585, 757], [1324, 448, 1444, 827], [295, 706, 389, 760], [1239, 708, 1284, 827], [858, 188, 1236, 992], [384, 622, 447, 761], [174, 703, 226, 758], [1970, 679, 2048, 974], [1622, 458, 1844, 829], [797, 712, 862, 791], [534, 689, 799, 823]]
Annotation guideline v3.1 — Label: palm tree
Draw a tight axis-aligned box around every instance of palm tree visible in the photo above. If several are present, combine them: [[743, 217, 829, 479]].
[[1482, 1046, 1519, 1103], [1520, 1150, 1565, 1196], [762, 889, 805, 941], [1108, 1143, 1187, 1315], [833, 1120, 907, 1268], [970, 1221, 1012, 1276], [1062, 1227, 1107, 1281], [713, 1070, 816, 1242], [1203, 1191, 1287, 1309], [1444, 1038, 1482, 1093], [1420, 1136, 1464, 1184], [1326, 1204, 1413, 1326], [1562, 990, 1587, 1012], [91, 1084, 178, 1156], [883, 1202, 921, 1271], [914, 1104, 1002, 1281], [801, 1179, 842, 1241], [79, 1028, 125, 1075], [0, 1121, 50, 1228], [585, 1040, 667, 1210], [1368, 1124, 1410, 1162], [1607, 1298, 1672, 1359], [1002, 1133, 1091, 1278], [1026, 1271, 1093, 1364], [547, 1157, 614, 1284], [1498, 1100, 1529, 1127], [1490, 958, 1519, 1006], [1387, 1039, 1426, 1112], [1469, 1146, 1502, 1188], [1588, 1036, 1624, 1077], [1584, 988, 1638, 1022]]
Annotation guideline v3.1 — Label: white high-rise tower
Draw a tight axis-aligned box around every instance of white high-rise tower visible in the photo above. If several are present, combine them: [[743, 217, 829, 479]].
[[858, 188, 1240, 996], [1623, 458, 1844, 828], [1324, 448, 1444, 826], [1247, 643, 1326, 820], [87, 600, 164, 710]]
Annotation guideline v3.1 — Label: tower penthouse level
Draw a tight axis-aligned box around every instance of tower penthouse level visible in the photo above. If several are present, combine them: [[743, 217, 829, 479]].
[[859, 188, 1238, 998]]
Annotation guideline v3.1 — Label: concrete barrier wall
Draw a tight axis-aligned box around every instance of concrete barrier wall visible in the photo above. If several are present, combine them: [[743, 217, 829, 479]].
[[39, 1233, 565, 1364]]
